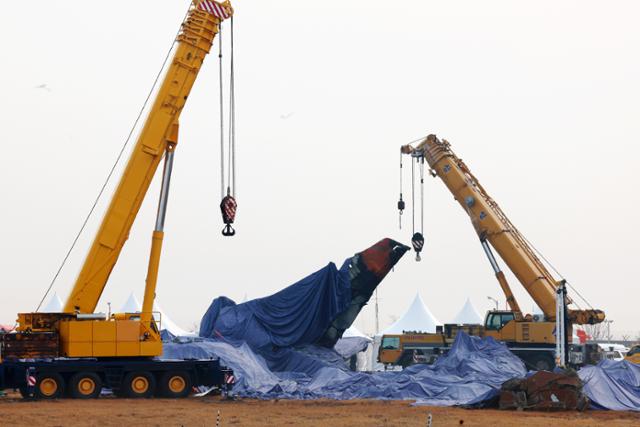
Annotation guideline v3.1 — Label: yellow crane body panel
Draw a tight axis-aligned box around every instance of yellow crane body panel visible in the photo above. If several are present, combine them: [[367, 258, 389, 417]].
[[57, 317, 162, 358]]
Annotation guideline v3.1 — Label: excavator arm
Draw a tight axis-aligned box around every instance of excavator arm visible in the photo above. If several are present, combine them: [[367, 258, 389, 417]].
[[402, 135, 604, 325], [64, 1, 233, 314]]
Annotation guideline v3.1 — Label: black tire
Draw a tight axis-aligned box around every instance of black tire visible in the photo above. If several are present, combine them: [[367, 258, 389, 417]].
[[122, 371, 156, 398], [530, 354, 554, 371], [35, 372, 64, 399], [69, 372, 102, 399], [158, 371, 192, 398]]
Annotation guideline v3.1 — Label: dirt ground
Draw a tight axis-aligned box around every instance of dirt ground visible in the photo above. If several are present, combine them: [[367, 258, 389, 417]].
[[0, 393, 638, 427]]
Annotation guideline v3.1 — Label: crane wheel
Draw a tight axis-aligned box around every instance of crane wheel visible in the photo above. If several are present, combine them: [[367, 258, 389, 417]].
[[69, 372, 102, 399], [158, 371, 192, 398], [35, 373, 65, 399], [122, 371, 156, 398]]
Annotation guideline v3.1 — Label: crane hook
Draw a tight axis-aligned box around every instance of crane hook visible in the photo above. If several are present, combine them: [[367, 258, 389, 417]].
[[220, 191, 237, 237], [397, 194, 405, 229], [411, 232, 424, 261]]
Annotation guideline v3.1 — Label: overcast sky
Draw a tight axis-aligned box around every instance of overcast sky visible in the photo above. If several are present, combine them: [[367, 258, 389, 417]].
[[1, 1, 638, 338]]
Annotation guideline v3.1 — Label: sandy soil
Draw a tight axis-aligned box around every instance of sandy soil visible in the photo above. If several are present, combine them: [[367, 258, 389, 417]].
[[0, 393, 638, 427]]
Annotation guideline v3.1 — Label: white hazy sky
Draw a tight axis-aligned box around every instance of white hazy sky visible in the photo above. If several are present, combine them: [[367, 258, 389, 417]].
[[0, 1, 638, 338]]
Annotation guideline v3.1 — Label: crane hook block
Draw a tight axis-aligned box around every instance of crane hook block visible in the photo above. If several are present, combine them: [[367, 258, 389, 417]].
[[411, 232, 424, 262], [220, 194, 237, 237], [397, 195, 405, 214]]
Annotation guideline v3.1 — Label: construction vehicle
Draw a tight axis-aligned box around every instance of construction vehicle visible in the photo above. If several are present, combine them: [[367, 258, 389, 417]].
[[625, 345, 640, 364], [380, 134, 606, 371], [0, 1, 236, 399]]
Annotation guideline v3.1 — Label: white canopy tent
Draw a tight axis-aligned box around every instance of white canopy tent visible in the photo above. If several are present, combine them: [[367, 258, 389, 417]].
[[154, 301, 195, 337], [380, 292, 441, 335], [119, 293, 142, 313], [451, 298, 483, 324], [41, 292, 63, 312], [370, 293, 442, 371], [118, 292, 195, 337]]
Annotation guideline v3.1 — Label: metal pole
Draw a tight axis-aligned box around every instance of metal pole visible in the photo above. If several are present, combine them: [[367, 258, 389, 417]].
[[141, 144, 176, 326], [555, 281, 566, 368], [155, 147, 175, 232]]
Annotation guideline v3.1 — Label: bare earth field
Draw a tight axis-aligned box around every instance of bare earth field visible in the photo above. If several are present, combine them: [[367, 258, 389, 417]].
[[0, 393, 638, 427]]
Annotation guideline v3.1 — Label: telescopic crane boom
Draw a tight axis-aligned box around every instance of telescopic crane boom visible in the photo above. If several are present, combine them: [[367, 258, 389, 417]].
[[401, 135, 605, 326], [65, 2, 232, 316]]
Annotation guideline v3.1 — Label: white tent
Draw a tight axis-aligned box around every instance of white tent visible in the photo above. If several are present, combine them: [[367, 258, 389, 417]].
[[118, 293, 194, 337], [41, 292, 63, 312], [451, 298, 483, 324], [380, 292, 441, 335], [119, 293, 141, 313], [154, 301, 195, 337], [369, 293, 441, 371]]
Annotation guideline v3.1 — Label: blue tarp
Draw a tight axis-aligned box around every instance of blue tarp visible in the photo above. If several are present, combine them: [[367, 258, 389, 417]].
[[162, 239, 529, 405], [579, 360, 640, 411], [334, 337, 371, 359], [163, 333, 527, 405], [199, 261, 352, 350], [197, 238, 409, 375], [197, 261, 355, 376]]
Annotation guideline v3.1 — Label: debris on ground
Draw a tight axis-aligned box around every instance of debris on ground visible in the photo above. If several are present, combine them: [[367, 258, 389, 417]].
[[499, 370, 589, 411]]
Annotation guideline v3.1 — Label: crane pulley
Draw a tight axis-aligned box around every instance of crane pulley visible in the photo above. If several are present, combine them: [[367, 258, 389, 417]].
[[398, 146, 425, 261]]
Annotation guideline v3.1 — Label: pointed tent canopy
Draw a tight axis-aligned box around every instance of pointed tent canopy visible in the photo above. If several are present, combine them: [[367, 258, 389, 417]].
[[120, 292, 142, 313], [119, 293, 194, 337], [452, 298, 483, 324], [154, 301, 195, 337], [380, 292, 441, 335], [41, 292, 64, 312]]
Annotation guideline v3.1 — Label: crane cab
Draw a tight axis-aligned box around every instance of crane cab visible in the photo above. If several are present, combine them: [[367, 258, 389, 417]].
[[483, 310, 557, 344], [484, 311, 516, 331]]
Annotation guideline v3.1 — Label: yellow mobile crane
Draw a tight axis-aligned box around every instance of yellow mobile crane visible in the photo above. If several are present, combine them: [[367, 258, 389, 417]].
[[380, 134, 605, 370], [1, 1, 235, 399]]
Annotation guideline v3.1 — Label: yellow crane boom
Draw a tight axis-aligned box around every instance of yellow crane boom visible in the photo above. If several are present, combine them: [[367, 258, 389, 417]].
[[402, 134, 604, 325], [64, 1, 232, 316]]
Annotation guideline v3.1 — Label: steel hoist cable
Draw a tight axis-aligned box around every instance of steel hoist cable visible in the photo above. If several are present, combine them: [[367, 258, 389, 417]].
[[411, 155, 416, 235], [228, 16, 236, 198], [397, 150, 405, 229], [219, 16, 238, 236], [218, 23, 226, 200], [398, 136, 428, 262], [411, 155, 425, 261]]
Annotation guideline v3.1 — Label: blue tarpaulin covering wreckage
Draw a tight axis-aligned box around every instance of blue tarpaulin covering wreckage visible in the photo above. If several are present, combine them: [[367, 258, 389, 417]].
[[162, 237, 640, 409], [579, 360, 640, 411], [163, 238, 526, 405]]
